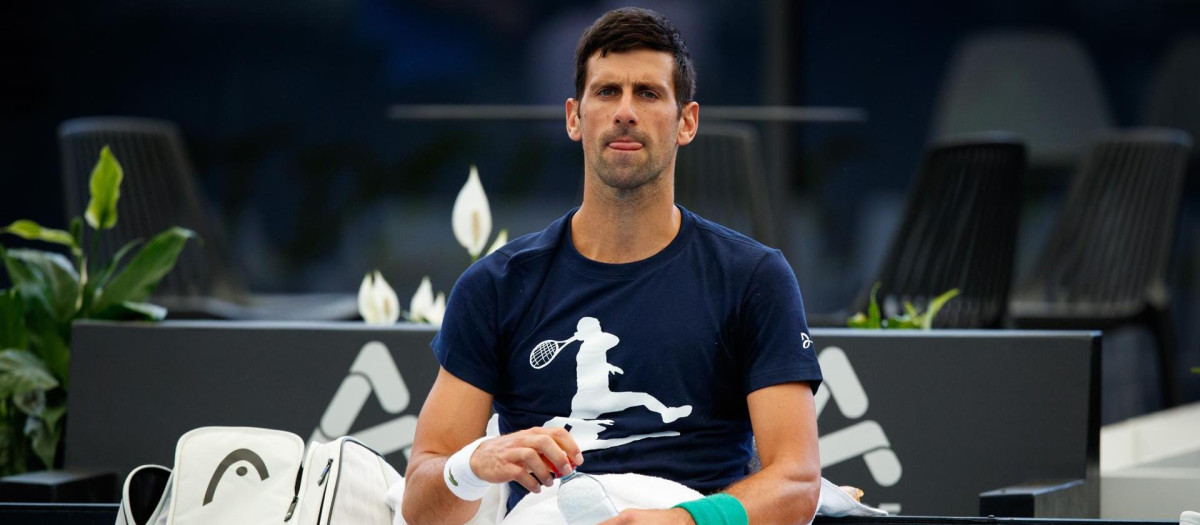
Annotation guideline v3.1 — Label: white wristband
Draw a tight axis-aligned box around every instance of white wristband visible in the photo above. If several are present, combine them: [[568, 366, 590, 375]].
[[444, 436, 492, 501]]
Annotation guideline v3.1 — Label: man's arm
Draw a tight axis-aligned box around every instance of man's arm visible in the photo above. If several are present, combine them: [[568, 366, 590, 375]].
[[723, 381, 821, 523], [605, 381, 820, 525], [402, 367, 584, 525]]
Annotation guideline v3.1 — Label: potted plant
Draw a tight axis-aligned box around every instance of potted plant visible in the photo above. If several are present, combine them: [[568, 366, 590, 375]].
[[846, 283, 960, 329], [0, 146, 195, 474]]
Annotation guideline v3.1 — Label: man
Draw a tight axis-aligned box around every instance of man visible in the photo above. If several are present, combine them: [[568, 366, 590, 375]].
[[403, 7, 821, 525]]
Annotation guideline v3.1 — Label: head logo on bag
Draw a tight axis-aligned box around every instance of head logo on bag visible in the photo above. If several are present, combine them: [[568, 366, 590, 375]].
[[203, 449, 271, 505], [167, 427, 305, 525]]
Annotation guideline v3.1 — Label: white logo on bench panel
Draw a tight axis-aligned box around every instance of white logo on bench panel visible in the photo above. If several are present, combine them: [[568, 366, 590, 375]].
[[312, 341, 418, 459], [816, 346, 903, 487]]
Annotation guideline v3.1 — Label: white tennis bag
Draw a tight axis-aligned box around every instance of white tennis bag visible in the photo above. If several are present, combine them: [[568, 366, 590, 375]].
[[291, 436, 402, 524], [115, 427, 401, 525]]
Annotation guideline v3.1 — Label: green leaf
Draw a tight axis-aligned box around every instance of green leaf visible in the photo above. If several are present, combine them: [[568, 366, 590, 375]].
[[887, 314, 921, 329], [69, 218, 83, 252], [2, 220, 79, 255], [107, 301, 167, 321], [84, 145, 124, 230], [847, 282, 886, 329], [22, 312, 69, 390], [921, 288, 961, 330], [846, 312, 870, 328], [0, 350, 58, 400], [82, 239, 142, 316], [41, 401, 66, 431], [866, 282, 882, 329], [92, 227, 195, 314], [903, 301, 921, 320], [2, 248, 81, 324], [25, 415, 60, 470], [94, 239, 142, 292], [0, 290, 27, 350]]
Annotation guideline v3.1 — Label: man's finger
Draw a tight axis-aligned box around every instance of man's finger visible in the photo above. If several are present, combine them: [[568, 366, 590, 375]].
[[528, 434, 576, 475], [512, 448, 555, 487], [545, 427, 585, 467], [515, 471, 543, 494]]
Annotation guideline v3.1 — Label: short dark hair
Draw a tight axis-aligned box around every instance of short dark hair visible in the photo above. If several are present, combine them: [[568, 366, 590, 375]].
[[573, 7, 696, 110]]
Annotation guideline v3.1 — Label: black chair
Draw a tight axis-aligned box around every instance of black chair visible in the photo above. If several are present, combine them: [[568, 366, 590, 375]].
[[60, 117, 239, 299], [1009, 128, 1192, 407], [1143, 36, 1200, 174], [849, 132, 1027, 328], [931, 31, 1113, 172], [59, 117, 358, 320], [675, 123, 777, 247]]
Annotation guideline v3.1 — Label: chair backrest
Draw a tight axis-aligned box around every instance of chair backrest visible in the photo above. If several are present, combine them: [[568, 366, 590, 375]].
[[674, 122, 777, 247], [932, 31, 1113, 169], [1143, 36, 1200, 164], [855, 132, 1027, 328], [1013, 128, 1192, 315], [58, 117, 241, 299]]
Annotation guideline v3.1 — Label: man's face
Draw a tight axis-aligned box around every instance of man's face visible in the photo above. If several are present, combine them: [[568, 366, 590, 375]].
[[566, 49, 698, 193]]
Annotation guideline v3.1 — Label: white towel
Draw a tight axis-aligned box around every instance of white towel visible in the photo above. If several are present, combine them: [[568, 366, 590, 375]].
[[816, 477, 889, 518], [504, 473, 701, 524], [388, 473, 886, 525], [385, 476, 407, 525]]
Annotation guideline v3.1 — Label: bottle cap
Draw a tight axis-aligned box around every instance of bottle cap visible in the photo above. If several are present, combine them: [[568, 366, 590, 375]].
[[1181, 511, 1200, 525]]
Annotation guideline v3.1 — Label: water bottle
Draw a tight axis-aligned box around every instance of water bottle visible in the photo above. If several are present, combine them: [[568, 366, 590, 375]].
[[557, 471, 619, 525]]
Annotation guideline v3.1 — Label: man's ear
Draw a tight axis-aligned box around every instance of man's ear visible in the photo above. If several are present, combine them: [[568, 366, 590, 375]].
[[676, 101, 699, 146], [566, 98, 582, 142]]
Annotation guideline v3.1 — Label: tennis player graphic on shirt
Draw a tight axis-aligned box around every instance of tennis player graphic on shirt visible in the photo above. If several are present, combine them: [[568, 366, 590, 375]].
[[535, 316, 692, 452]]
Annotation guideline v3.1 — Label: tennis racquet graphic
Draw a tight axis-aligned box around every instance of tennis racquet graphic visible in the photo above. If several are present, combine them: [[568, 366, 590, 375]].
[[529, 336, 579, 369]]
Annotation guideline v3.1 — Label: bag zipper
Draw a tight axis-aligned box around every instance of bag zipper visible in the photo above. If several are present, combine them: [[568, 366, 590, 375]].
[[283, 461, 306, 521], [314, 457, 334, 523]]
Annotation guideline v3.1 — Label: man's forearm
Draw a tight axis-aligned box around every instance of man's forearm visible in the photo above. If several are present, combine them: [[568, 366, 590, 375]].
[[401, 452, 484, 525], [722, 463, 820, 525]]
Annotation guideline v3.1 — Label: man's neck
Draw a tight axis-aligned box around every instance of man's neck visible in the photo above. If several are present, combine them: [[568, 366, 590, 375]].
[[571, 176, 681, 264]]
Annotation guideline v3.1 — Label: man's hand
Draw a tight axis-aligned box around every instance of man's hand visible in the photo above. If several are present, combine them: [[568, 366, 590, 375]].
[[469, 427, 584, 494], [600, 508, 696, 524]]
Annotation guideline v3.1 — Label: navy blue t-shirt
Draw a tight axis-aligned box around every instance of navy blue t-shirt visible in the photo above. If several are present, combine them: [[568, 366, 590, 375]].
[[431, 206, 821, 512]]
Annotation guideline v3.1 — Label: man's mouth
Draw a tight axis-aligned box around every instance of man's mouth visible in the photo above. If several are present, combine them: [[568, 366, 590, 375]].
[[607, 139, 644, 151]]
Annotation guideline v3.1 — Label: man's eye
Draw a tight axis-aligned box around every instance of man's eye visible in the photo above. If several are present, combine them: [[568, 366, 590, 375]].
[[598, 88, 616, 97], [639, 91, 658, 99]]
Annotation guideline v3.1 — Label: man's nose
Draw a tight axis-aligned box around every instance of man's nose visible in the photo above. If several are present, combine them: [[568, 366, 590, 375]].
[[613, 94, 637, 125]]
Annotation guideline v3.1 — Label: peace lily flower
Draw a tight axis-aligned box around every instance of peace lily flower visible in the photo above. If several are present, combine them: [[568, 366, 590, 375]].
[[452, 165, 493, 260], [427, 292, 446, 327], [408, 276, 446, 328], [356, 165, 509, 329], [358, 270, 400, 324], [487, 229, 508, 256]]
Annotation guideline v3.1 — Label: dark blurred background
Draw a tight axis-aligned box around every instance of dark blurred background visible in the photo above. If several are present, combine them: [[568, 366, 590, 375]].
[[3, 0, 1199, 422]]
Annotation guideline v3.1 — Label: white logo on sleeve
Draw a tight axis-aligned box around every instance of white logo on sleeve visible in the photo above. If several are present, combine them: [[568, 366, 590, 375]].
[[533, 317, 692, 452]]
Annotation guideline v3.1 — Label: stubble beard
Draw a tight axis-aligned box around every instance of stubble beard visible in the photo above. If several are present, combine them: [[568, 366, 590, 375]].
[[588, 125, 671, 195]]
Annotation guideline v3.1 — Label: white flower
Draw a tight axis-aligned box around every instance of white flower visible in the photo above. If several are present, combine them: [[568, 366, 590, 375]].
[[358, 270, 400, 324], [486, 229, 508, 256], [452, 165, 493, 258], [427, 292, 446, 328], [409, 276, 434, 323], [409, 277, 447, 328]]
